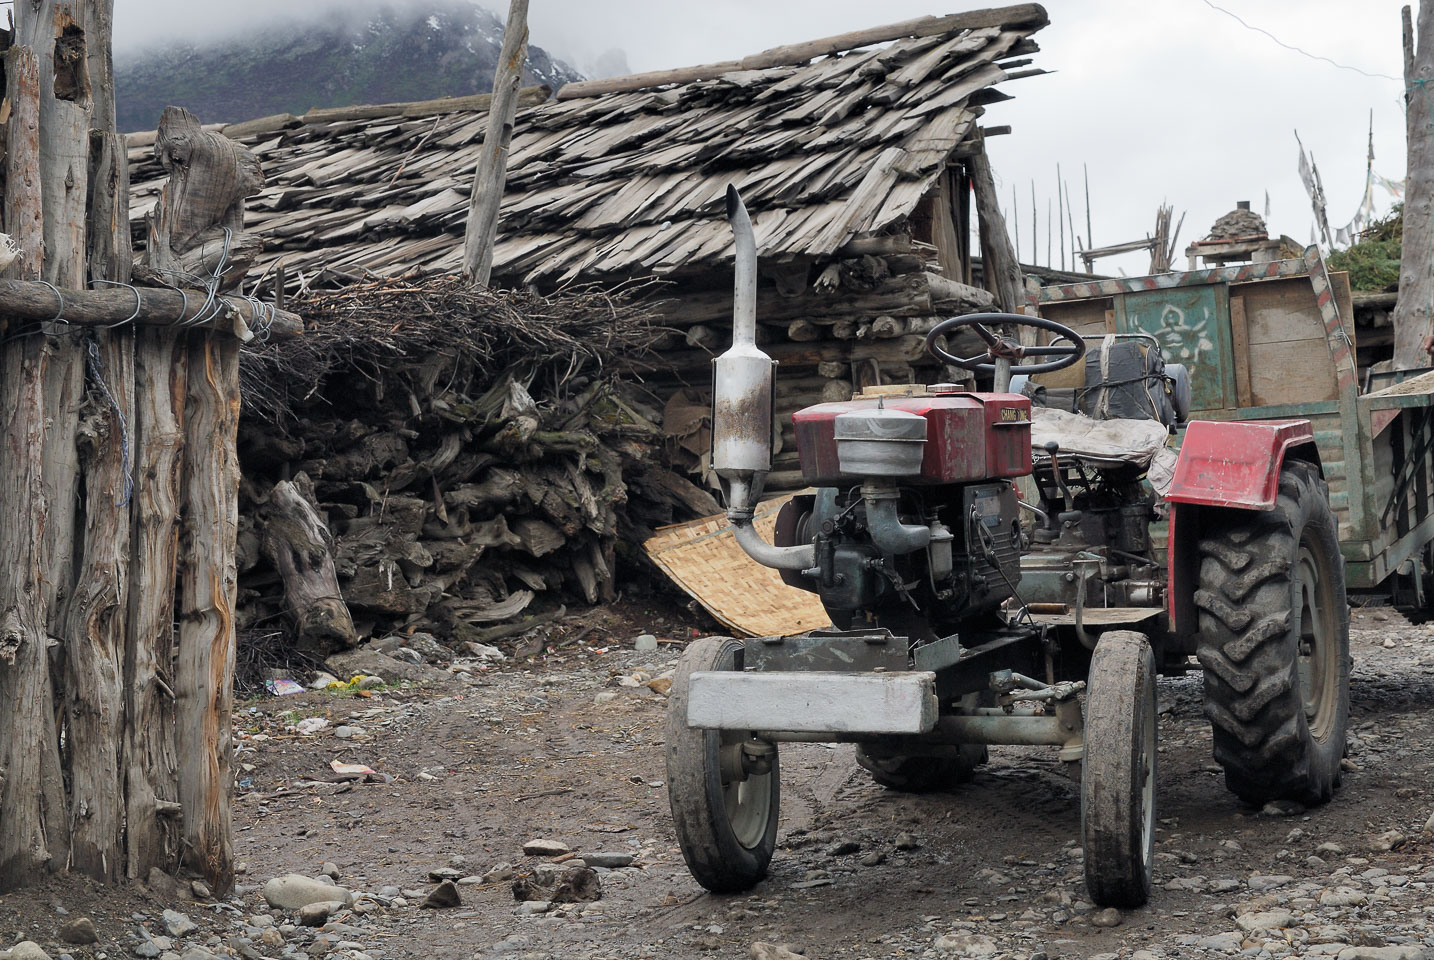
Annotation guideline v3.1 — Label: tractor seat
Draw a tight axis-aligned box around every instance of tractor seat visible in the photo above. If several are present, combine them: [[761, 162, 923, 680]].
[[1029, 407, 1179, 495]]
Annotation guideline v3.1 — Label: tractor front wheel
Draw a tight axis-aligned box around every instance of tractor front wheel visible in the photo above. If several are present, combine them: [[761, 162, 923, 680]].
[[666, 637, 780, 893], [1195, 461, 1350, 806], [1081, 630, 1157, 908]]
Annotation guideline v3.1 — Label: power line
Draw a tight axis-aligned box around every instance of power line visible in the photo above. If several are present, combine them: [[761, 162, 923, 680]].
[[1199, 0, 1401, 83]]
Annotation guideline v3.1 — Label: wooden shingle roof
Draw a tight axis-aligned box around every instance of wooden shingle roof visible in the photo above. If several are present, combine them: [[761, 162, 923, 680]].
[[128, 4, 1047, 288]]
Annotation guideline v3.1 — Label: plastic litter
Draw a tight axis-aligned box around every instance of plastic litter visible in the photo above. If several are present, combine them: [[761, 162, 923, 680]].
[[265, 678, 305, 696], [331, 760, 376, 776], [294, 717, 329, 735]]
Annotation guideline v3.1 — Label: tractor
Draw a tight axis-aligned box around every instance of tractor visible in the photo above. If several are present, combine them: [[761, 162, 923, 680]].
[[663, 187, 1349, 908]]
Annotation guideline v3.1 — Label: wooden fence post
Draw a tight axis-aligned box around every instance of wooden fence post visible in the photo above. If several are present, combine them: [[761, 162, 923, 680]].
[[1, 2, 279, 892], [177, 330, 241, 892], [0, 38, 69, 892]]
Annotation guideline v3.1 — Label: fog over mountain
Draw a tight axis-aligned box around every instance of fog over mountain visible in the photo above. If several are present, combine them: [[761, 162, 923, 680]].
[[115, 0, 582, 132]]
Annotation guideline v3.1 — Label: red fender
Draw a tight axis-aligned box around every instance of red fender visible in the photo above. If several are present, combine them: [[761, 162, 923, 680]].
[[1165, 419, 1321, 634], [1166, 419, 1320, 510]]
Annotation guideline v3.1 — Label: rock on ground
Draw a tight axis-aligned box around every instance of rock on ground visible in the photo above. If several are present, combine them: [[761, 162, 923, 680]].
[[421, 880, 463, 909], [750, 944, 805, 960], [262, 873, 355, 909], [522, 838, 570, 856], [8, 944, 52, 960], [57, 917, 98, 944], [934, 932, 998, 957], [162, 909, 197, 937], [298, 900, 346, 926]]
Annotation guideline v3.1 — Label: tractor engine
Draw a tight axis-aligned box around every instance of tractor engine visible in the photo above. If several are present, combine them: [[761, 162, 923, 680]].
[[710, 183, 1036, 634], [771, 391, 1033, 628]]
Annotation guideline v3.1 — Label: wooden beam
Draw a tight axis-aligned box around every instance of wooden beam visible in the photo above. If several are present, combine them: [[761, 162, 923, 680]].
[[968, 142, 1023, 312], [555, 4, 1049, 100], [0, 279, 302, 338], [299, 85, 551, 125], [463, 0, 529, 285], [1230, 295, 1252, 408], [1079, 237, 1157, 267]]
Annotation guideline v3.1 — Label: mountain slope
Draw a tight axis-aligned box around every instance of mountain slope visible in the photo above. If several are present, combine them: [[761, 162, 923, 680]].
[[116, 0, 581, 132]]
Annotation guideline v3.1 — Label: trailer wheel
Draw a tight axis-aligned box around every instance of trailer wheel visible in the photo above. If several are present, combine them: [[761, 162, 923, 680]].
[[1195, 461, 1349, 806], [666, 637, 779, 893], [854, 743, 986, 792], [1082, 630, 1157, 908]]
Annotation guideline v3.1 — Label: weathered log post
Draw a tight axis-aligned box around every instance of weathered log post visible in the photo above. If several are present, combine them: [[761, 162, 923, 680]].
[[64, 0, 138, 881], [0, 39, 68, 889], [142, 106, 263, 893], [462, 0, 529, 285], [968, 141, 1024, 314], [260, 479, 359, 656]]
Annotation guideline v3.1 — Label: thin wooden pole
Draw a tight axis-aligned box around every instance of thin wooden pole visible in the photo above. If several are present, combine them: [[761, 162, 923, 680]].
[[1030, 181, 1036, 264], [1064, 178, 1078, 268], [125, 324, 185, 879], [1049, 196, 1061, 268], [1057, 165, 1065, 271], [1084, 162, 1093, 251], [462, 0, 529, 286], [1011, 183, 1019, 262], [176, 330, 240, 892], [66, 43, 134, 883]]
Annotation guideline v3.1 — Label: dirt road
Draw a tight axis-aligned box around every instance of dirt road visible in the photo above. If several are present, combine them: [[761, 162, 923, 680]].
[[5, 605, 1434, 960]]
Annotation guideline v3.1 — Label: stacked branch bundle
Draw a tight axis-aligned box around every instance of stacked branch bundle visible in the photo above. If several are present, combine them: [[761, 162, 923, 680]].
[[237, 276, 717, 659]]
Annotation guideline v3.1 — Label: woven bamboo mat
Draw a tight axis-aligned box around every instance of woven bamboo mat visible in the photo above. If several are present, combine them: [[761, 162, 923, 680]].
[[644, 493, 832, 638]]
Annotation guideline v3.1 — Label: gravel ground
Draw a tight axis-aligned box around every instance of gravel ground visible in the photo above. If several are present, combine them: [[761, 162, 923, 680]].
[[4, 604, 1434, 960]]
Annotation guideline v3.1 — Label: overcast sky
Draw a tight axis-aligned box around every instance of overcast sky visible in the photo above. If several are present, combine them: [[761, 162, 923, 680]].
[[112, 0, 1413, 276]]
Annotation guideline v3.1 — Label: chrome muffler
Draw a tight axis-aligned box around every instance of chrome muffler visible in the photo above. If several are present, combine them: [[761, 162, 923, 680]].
[[714, 186, 814, 572]]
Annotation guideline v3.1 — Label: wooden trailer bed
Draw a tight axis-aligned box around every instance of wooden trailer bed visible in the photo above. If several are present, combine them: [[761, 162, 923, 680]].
[[1034, 249, 1434, 594]]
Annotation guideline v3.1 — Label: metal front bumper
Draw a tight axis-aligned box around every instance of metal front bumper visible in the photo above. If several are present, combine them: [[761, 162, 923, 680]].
[[686, 670, 938, 735]]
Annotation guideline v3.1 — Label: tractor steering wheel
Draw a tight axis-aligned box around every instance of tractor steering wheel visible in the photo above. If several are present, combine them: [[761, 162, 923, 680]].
[[924, 313, 1086, 375]]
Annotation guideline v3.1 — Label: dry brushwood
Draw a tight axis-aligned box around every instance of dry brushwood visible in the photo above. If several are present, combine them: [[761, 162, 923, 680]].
[[238, 275, 669, 425], [234, 276, 717, 660]]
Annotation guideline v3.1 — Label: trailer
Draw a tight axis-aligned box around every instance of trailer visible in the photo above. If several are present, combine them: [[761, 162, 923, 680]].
[[1033, 247, 1434, 608]]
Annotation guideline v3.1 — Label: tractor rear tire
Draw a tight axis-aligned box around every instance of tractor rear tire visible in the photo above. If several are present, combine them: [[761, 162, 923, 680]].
[[1195, 461, 1350, 807], [666, 637, 780, 893], [854, 743, 986, 793]]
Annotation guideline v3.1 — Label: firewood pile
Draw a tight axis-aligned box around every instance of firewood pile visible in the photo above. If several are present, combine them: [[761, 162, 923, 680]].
[[235, 276, 717, 658]]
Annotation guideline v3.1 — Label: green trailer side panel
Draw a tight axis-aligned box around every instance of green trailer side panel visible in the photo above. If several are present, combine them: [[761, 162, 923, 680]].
[[1116, 284, 1233, 412]]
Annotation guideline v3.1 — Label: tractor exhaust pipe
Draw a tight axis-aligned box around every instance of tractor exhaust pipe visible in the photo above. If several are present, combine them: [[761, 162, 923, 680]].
[[715, 186, 815, 572]]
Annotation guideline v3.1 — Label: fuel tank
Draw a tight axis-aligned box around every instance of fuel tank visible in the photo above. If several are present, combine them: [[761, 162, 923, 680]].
[[792, 392, 1032, 485]]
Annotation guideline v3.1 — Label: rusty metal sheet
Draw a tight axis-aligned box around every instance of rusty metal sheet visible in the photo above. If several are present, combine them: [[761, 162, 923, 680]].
[[744, 629, 909, 673], [912, 635, 962, 672], [1027, 607, 1163, 627]]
